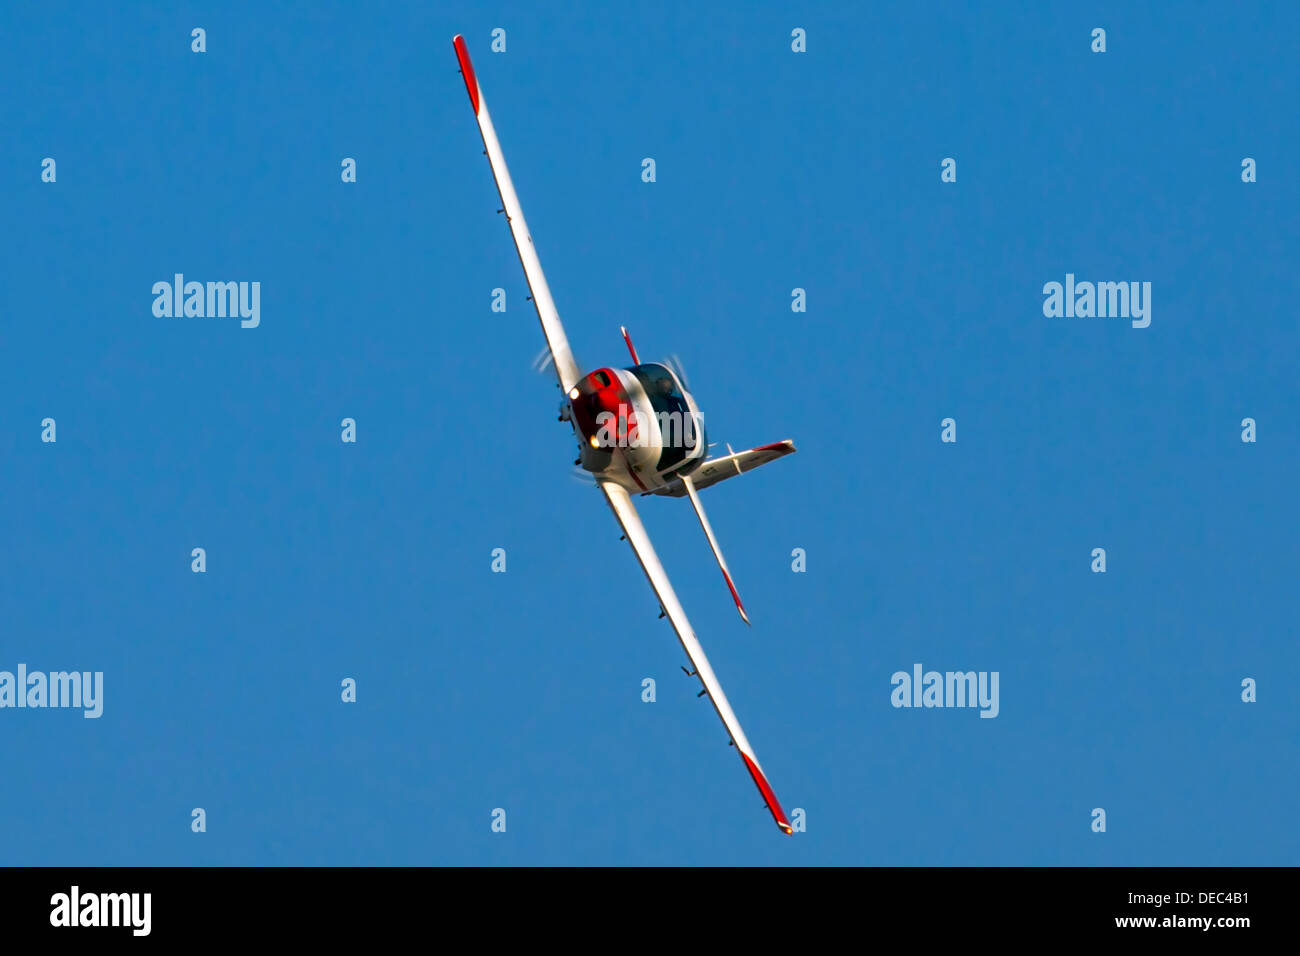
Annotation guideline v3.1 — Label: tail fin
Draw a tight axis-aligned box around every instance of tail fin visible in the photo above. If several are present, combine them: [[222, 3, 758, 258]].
[[620, 326, 640, 364], [681, 473, 750, 625], [657, 440, 796, 498]]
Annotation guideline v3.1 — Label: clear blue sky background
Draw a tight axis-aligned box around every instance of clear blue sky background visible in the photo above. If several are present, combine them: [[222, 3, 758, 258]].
[[2, 1, 1296, 865]]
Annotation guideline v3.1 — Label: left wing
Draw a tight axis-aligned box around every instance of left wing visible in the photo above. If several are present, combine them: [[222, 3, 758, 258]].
[[453, 34, 582, 392], [597, 479, 793, 834]]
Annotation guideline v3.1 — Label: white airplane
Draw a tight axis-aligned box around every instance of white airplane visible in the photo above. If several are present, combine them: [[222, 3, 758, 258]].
[[453, 35, 797, 834]]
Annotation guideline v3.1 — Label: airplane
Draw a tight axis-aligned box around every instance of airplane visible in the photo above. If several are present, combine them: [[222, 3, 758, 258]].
[[452, 35, 797, 835]]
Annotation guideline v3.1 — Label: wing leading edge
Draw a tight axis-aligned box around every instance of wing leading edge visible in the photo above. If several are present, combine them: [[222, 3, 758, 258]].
[[597, 480, 793, 834]]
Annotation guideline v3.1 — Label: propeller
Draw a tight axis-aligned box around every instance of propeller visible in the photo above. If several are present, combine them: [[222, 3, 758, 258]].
[[665, 353, 692, 391], [531, 345, 554, 375]]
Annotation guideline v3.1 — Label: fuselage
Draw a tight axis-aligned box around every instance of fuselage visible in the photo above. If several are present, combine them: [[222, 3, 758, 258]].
[[565, 362, 707, 495]]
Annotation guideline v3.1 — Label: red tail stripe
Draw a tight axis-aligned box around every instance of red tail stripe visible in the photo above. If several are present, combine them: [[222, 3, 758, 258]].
[[621, 327, 640, 365]]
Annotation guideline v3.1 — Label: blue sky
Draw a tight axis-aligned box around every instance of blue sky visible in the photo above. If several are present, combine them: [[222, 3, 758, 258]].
[[1, 1, 1296, 865]]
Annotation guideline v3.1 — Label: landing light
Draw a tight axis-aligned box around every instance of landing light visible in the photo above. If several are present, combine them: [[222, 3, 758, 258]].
[[568, 387, 580, 400], [589, 435, 600, 448]]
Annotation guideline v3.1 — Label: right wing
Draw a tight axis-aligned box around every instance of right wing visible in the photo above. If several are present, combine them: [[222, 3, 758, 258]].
[[598, 479, 793, 834], [453, 34, 582, 392]]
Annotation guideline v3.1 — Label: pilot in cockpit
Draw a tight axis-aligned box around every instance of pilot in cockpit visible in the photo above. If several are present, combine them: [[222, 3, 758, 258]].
[[654, 375, 687, 418]]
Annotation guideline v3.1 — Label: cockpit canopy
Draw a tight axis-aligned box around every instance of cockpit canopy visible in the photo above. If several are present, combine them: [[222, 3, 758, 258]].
[[628, 363, 685, 408], [626, 363, 704, 472]]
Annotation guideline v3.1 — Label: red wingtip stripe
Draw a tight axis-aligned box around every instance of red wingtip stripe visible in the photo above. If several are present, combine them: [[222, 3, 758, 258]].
[[740, 752, 792, 834], [452, 35, 480, 115]]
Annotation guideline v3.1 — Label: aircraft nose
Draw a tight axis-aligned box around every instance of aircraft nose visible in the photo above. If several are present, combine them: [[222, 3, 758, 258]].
[[568, 369, 632, 448]]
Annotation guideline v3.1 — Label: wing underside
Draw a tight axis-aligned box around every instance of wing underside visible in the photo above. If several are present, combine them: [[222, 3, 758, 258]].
[[597, 479, 793, 834]]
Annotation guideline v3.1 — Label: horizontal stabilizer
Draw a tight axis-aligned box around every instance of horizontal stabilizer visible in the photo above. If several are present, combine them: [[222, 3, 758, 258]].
[[656, 440, 796, 497]]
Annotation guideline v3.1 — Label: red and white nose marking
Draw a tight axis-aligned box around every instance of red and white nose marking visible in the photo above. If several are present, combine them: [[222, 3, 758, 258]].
[[569, 369, 636, 448]]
